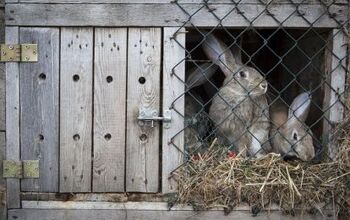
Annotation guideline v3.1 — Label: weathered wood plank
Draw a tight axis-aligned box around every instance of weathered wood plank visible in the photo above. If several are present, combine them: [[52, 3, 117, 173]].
[[16, 0, 349, 4], [0, 61, 4, 131], [20, 192, 169, 202], [8, 208, 336, 220], [60, 28, 93, 192], [328, 30, 347, 123], [5, 3, 347, 28], [22, 201, 196, 210], [162, 28, 185, 193], [323, 29, 347, 160], [126, 28, 161, 192], [0, 132, 6, 220], [5, 26, 20, 208], [0, 9, 5, 131], [93, 28, 127, 192], [20, 27, 59, 192], [21, 201, 278, 211], [5, 0, 17, 4]]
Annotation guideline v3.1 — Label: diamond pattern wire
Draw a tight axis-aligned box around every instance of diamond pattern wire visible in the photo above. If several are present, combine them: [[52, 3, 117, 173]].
[[168, 0, 349, 200]]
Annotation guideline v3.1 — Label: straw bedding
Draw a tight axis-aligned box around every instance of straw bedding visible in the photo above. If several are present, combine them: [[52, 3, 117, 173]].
[[172, 132, 350, 215]]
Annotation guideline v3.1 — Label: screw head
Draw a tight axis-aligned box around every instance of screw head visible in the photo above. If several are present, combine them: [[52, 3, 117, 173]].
[[153, 111, 158, 116]]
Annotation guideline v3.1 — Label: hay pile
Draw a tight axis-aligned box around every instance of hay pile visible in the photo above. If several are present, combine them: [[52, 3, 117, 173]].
[[172, 139, 350, 215]]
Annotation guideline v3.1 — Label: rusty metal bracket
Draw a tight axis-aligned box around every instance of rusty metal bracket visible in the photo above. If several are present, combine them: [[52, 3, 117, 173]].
[[3, 160, 39, 179], [0, 44, 38, 62]]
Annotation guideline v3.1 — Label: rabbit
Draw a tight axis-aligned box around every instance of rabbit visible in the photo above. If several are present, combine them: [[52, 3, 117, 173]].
[[184, 63, 218, 154], [270, 92, 315, 161], [202, 33, 271, 157]]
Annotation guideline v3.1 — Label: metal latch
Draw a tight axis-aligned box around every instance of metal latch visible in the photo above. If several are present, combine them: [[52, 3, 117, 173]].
[[3, 160, 39, 179], [138, 108, 172, 128], [0, 44, 38, 62]]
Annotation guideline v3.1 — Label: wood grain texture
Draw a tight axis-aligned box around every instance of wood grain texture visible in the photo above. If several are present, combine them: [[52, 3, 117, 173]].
[[93, 28, 127, 192], [328, 30, 347, 123], [0, 61, 4, 131], [60, 28, 93, 192], [8, 208, 335, 220], [18, 200, 339, 217], [0, 9, 5, 131], [5, 3, 347, 28], [20, 27, 59, 192], [323, 29, 347, 160], [5, 0, 17, 3], [0, 132, 6, 220], [126, 28, 161, 192], [15, 0, 349, 4], [5, 26, 20, 208], [162, 28, 185, 193]]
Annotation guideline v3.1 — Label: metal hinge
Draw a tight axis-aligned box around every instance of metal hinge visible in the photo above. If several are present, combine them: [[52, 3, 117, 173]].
[[0, 44, 38, 62], [137, 108, 172, 128], [3, 160, 39, 179]]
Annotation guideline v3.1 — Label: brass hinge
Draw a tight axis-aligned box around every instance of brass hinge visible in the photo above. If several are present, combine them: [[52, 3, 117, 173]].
[[3, 160, 39, 179], [0, 44, 38, 62]]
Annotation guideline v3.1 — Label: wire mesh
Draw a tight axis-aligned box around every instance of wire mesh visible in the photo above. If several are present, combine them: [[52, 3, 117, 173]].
[[168, 0, 349, 162], [165, 0, 349, 213]]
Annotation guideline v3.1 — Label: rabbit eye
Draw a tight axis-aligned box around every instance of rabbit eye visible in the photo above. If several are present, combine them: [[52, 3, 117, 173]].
[[293, 132, 298, 141], [239, 71, 246, 78]]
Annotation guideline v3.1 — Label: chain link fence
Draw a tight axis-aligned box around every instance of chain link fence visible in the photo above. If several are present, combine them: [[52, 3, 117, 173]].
[[168, 0, 349, 163], [166, 0, 349, 213]]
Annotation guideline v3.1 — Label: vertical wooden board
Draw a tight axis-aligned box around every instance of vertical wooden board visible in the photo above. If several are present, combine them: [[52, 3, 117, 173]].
[[0, 132, 6, 220], [5, 26, 20, 208], [60, 28, 93, 192], [162, 28, 185, 193], [0, 63, 4, 131], [328, 30, 346, 123], [126, 28, 161, 192], [323, 29, 347, 160], [0, 8, 5, 131], [93, 28, 127, 192], [20, 27, 59, 192]]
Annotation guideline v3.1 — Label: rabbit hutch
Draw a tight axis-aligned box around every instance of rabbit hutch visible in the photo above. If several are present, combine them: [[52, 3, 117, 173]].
[[2, 0, 350, 219]]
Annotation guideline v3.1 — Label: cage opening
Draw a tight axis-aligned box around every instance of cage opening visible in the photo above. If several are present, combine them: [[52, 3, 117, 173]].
[[183, 28, 333, 161]]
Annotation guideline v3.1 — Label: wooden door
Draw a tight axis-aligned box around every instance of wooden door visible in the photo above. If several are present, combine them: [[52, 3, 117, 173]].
[[6, 27, 188, 209]]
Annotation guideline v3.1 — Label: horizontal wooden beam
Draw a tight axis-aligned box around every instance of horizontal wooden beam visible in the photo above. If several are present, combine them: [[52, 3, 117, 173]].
[[8, 207, 335, 220], [21, 192, 167, 202], [5, 3, 348, 28], [22, 201, 197, 210], [14, 0, 349, 4]]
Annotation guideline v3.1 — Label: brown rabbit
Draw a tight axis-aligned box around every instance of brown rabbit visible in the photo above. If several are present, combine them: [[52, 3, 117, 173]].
[[270, 92, 315, 161], [202, 33, 271, 157]]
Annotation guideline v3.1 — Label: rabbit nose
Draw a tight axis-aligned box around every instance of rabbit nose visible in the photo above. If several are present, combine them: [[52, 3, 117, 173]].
[[260, 82, 267, 90], [283, 155, 298, 161]]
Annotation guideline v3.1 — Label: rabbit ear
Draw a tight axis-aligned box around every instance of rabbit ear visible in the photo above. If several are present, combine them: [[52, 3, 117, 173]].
[[186, 63, 218, 89], [288, 92, 311, 122], [230, 38, 243, 66], [202, 34, 238, 77]]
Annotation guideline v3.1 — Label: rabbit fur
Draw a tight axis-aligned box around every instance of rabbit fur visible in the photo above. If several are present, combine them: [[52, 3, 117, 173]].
[[202, 33, 271, 157], [270, 92, 315, 161]]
